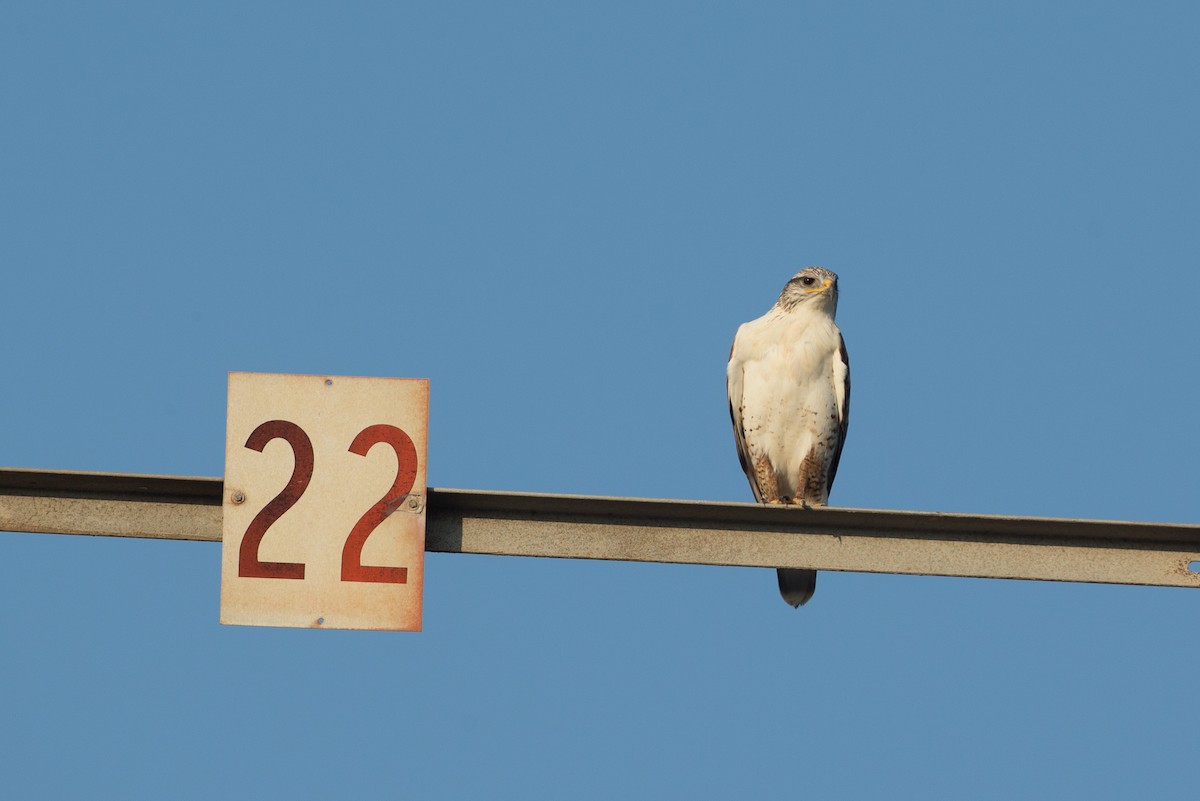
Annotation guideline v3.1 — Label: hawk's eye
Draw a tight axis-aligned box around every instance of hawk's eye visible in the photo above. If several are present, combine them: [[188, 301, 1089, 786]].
[[800, 276, 816, 286]]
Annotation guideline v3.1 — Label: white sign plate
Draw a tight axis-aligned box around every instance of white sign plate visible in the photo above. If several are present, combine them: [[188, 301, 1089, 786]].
[[220, 372, 429, 631]]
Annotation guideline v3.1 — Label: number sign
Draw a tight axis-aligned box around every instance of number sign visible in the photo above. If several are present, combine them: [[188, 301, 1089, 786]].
[[220, 372, 429, 631]]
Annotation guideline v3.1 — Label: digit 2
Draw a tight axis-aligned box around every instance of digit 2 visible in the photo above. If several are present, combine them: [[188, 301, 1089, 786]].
[[239, 420, 312, 580], [341, 424, 417, 584]]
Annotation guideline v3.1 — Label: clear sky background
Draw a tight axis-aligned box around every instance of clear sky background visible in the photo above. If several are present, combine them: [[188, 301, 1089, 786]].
[[3, 2, 1199, 798]]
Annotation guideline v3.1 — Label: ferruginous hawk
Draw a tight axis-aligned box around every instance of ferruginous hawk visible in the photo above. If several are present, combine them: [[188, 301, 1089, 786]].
[[727, 267, 850, 607]]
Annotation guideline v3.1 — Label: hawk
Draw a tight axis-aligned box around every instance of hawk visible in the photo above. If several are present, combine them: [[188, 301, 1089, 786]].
[[727, 267, 850, 607]]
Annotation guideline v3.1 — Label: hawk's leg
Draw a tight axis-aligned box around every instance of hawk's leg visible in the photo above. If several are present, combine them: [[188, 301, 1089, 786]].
[[753, 454, 782, 503]]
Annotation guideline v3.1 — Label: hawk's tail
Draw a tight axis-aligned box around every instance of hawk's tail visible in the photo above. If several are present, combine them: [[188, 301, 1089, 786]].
[[777, 568, 817, 607]]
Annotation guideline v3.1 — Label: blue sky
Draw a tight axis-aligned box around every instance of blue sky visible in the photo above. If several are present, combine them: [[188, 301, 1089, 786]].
[[3, 2, 1198, 797]]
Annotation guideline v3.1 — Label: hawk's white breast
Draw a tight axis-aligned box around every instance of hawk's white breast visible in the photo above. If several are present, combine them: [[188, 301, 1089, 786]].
[[728, 303, 846, 503]]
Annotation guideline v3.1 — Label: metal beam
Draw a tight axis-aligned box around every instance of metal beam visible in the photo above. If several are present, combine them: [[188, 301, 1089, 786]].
[[2, 467, 1198, 588]]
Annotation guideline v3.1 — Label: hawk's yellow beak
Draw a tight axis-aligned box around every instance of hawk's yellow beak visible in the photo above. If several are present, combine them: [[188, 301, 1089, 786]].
[[803, 278, 834, 294]]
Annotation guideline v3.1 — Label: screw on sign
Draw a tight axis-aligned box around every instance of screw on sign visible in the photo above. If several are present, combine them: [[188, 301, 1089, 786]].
[[219, 373, 429, 632]]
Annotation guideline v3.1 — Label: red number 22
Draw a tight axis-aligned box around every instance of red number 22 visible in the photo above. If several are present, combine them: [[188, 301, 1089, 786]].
[[238, 420, 417, 584]]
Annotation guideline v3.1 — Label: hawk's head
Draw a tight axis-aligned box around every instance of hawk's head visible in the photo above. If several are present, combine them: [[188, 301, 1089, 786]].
[[778, 266, 839, 314]]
